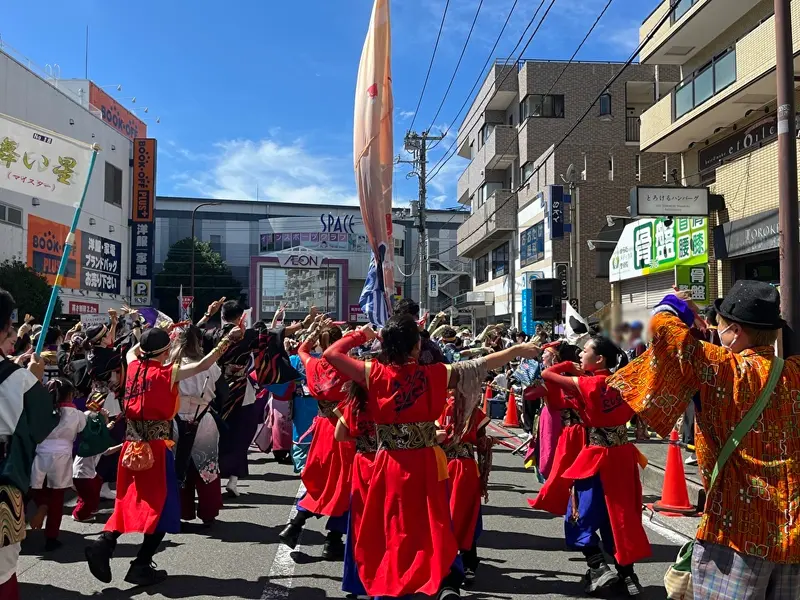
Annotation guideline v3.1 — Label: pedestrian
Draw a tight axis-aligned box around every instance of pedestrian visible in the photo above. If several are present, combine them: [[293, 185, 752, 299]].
[[323, 314, 540, 599], [609, 281, 800, 599], [85, 325, 242, 586], [0, 288, 59, 598], [279, 319, 355, 560], [173, 324, 223, 527], [541, 336, 650, 596]]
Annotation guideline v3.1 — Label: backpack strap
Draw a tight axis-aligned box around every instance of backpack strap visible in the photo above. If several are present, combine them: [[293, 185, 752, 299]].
[[708, 356, 785, 491]]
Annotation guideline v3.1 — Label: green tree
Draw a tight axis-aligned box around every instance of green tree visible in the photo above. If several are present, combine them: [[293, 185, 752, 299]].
[[0, 260, 62, 321], [154, 238, 244, 320]]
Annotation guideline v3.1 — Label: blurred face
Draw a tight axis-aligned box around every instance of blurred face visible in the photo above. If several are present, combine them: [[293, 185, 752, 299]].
[[0, 319, 12, 348], [1, 328, 17, 356], [579, 340, 605, 372], [628, 327, 642, 342], [542, 348, 557, 368]]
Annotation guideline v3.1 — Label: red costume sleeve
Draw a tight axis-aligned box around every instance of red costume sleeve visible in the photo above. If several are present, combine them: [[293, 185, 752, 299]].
[[541, 361, 581, 398], [323, 331, 369, 384]]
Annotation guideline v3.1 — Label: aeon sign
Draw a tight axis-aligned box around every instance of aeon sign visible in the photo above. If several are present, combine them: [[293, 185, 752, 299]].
[[277, 248, 325, 269]]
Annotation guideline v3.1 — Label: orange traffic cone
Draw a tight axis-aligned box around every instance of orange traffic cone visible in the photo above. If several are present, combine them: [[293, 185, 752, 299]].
[[482, 385, 491, 417], [503, 391, 520, 428], [649, 430, 696, 517]]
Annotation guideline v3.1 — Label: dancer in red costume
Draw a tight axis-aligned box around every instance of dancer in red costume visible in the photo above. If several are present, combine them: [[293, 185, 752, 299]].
[[85, 326, 242, 587], [439, 399, 490, 584], [324, 314, 540, 599], [279, 319, 355, 560], [527, 342, 586, 515], [541, 336, 650, 597]]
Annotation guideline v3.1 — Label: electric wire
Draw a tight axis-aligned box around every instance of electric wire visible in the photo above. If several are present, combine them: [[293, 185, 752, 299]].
[[408, 0, 451, 132]]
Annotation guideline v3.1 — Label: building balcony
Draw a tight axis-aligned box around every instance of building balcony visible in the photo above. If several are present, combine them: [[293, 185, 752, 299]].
[[639, 0, 762, 65], [457, 167, 471, 205], [456, 125, 518, 205], [626, 116, 641, 144], [640, 7, 800, 153], [457, 190, 517, 259]]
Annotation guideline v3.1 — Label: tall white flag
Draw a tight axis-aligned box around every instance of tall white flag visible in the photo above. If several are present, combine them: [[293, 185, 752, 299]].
[[0, 112, 95, 207], [564, 302, 591, 348]]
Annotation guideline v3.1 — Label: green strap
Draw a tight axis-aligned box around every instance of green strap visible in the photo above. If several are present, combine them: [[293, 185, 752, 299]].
[[708, 356, 785, 490]]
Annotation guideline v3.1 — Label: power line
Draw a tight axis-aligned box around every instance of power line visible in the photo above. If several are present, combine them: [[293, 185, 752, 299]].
[[424, 0, 486, 135], [425, 0, 555, 182], [408, 0, 451, 132], [427, 0, 679, 260], [427, 0, 612, 185], [425, 0, 520, 154]]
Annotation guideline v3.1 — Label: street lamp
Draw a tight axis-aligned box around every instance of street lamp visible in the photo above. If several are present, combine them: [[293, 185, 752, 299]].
[[190, 201, 222, 315]]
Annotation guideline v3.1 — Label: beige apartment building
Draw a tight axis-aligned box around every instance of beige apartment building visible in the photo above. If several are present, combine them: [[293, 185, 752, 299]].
[[633, 0, 798, 305], [454, 59, 679, 329]]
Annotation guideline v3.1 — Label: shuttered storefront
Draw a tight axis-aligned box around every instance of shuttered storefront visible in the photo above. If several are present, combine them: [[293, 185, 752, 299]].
[[619, 271, 675, 324]]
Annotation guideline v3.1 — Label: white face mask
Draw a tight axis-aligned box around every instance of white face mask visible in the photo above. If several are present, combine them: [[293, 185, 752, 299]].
[[719, 323, 738, 349]]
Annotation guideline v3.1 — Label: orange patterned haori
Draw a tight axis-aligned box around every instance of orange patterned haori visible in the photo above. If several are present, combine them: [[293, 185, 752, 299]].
[[607, 312, 800, 564]]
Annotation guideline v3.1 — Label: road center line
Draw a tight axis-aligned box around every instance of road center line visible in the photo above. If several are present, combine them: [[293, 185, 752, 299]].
[[260, 483, 306, 600]]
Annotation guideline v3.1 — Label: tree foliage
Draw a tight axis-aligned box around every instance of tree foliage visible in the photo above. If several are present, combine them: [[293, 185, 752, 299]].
[[154, 238, 244, 320], [0, 260, 62, 321]]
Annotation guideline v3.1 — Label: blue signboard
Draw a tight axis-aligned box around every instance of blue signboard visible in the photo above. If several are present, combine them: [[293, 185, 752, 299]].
[[549, 185, 564, 239], [520, 221, 545, 267], [521, 288, 533, 335]]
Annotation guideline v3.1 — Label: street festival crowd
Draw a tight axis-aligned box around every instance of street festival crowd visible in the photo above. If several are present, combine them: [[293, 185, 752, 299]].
[[0, 279, 797, 599]]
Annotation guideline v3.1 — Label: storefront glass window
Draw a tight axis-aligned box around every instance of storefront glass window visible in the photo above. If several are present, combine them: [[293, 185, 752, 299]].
[[260, 264, 339, 319]]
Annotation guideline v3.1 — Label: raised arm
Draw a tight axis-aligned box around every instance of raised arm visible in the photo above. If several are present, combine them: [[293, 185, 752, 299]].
[[482, 342, 541, 372], [126, 343, 141, 366], [322, 327, 375, 385], [541, 361, 581, 399], [197, 297, 226, 328]]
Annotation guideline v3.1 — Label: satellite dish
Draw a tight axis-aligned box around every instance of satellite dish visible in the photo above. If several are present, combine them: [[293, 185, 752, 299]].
[[565, 163, 577, 183]]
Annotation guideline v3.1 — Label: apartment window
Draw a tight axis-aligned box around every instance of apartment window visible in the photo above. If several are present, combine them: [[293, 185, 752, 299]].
[[520, 94, 565, 120], [492, 242, 509, 278], [671, 0, 697, 22], [104, 162, 123, 207], [599, 92, 612, 116], [394, 238, 405, 257], [674, 48, 736, 119], [521, 161, 535, 185], [475, 253, 490, 285], [608, 154, 614, 181], [0, 202, 22, 227], [634, 154, 641, 182], [478, 123, 495, 149]]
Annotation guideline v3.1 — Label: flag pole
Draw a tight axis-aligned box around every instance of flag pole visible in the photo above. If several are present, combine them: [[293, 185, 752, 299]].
[[35, 146, 100, 355]]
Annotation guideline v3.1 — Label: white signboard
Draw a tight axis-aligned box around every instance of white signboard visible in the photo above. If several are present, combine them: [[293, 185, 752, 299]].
[[0, 112, 96, 207], [80, 313, 108, 328], [429, 273, 439, 298], [131, 279, 152, 306], [632, 186, 709, 217]]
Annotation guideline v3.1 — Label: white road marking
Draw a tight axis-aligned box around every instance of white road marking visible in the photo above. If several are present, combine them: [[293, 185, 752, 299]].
[[642, 513, 692, 545], [260, 483, 306, 600]]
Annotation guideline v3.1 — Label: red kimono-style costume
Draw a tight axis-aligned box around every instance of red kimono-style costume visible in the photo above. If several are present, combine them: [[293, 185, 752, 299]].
[[105, 359, 180, 535], [297, 354, 355, 517], [356, 359, 457, 598], [528, 385, 586, 515], [439, 401, 489, 551], [559, 372, 651, 567]]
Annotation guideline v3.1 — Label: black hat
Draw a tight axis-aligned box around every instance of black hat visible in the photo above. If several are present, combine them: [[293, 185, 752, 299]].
[[85, 324, 108, 344], [713, 280, 785, 330], [140, 328, 172, 357]]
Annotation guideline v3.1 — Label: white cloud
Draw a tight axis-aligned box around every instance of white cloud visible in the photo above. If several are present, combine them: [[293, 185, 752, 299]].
[[398, 110, 416, 121], [171, 138, 358, 205]]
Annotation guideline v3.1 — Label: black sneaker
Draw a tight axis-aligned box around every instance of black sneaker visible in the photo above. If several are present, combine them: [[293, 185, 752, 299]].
[[85, 540, 114, 584], [321, 533, 345, 561], [437, 588, 460, 600], [463, 567, 476, 585], [622, 574, 642, 596], [278, 522, 303, 549], [583, 563, 619, 594], [124, 562, 168, 586]]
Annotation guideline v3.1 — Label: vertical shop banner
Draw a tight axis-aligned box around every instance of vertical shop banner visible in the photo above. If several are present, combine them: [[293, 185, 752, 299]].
[[548, 185, 564, 239], [0, 112, 96, 207], [130, 139, 157, 306], [27, 215, 81, 288], [81, 233, 122, 294], [675, 264, 709, 305]]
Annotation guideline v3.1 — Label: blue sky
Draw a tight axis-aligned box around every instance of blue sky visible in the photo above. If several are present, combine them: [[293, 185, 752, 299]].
[[4, 0, 657, 210]]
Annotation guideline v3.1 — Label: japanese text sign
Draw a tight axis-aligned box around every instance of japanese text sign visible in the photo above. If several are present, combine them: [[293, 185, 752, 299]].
[[89, 83, 146, 141], [610, 217, 708, 282], [81, 233, 121, 294], [132, 138, 156, 223], [130, 222, 155, 306], [80, 313, 109, 328], [68, 301, 99, 315], [548, 185, 564, 239], [0, 112, 95, 207], [554, 262, 569, 301], [675, 264, 709, 306], [631, 186, 709, 218]]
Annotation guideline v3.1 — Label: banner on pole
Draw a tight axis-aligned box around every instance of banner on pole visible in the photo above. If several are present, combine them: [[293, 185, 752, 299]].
[[0, 113, 95, 206]]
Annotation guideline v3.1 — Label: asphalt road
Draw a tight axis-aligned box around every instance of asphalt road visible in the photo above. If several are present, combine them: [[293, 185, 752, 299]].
[[18, 442, 682, 599]]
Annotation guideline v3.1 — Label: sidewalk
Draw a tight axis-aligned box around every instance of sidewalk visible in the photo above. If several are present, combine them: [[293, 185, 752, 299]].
[[488, 420, 703, 542]]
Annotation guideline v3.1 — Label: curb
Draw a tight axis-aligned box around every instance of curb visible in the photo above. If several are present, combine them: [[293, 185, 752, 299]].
[[641, 462, 704, 507]]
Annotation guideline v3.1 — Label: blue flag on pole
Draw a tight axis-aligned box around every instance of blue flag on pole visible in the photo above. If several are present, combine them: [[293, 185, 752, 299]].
[[359, 253, 390, 327]]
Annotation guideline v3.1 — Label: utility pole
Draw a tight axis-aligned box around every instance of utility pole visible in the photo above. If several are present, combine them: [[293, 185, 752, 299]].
[[775, 0, 799, 356], [401, 130, 445, 313]]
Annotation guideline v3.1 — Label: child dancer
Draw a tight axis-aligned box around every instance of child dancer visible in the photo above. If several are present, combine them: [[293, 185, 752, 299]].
[[279, 320, 355, 560], [439, 398, 490, 584], [30, 378, 89, 551], [541, 336, 650, 596]]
